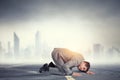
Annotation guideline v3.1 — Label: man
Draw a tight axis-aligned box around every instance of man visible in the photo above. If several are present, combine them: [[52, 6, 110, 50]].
[[39, 48, 94, 76]]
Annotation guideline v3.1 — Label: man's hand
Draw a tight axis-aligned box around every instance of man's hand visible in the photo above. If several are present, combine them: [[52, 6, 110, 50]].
[[86, 71, 95, 75], [72, 72, 82, 77]]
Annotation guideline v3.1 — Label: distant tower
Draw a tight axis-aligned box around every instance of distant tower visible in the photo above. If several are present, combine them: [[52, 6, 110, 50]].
[[107, 46, 120, 57], [0, 42, 2, 55], [93, 44, 104, 58], [14, 32, 20, 55], [8, 41, 11, 54], [35, 31, 40, 55]]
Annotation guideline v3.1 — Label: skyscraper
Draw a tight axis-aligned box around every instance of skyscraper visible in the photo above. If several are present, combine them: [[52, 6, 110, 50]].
[[14, 32, 20, 56], [0, 42, 3, 55], [8, 41, 11, 54], [93, 43, 104, 58], [107, 46, 120, 57], [35, 31, 40, 55]]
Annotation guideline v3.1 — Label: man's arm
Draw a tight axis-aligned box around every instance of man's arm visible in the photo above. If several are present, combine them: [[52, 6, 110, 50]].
[[62, 60, 82, 76], [62, 63, 73, 75], [86, 71, 95, 75], [62, 64, 82, 76]]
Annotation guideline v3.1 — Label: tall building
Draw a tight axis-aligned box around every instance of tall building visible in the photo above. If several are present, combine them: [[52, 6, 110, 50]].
[[35, 31, 40, 55], [14, 32, 20, 56], [107, 46, 120, 57], [0, 42, 3, 55], [8, 41, 11, 53], [93, 44, 104, 58], [8, 41, 11, 54]]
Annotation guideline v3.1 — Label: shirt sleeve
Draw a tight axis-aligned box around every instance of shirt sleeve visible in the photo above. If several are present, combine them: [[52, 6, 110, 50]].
[[62, 60, 75, 75]]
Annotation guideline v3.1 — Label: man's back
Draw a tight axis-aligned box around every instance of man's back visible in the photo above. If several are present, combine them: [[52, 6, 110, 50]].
[[53, 48, 84, 64]]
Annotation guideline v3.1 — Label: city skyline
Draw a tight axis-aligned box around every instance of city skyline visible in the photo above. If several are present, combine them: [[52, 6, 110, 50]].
[[0, 33, 120, 64], [0, 0, 120, 51], [0, 31, 120, 56], [0, 0, 120, 53], [0, 30, 120, 53], [0, 30, 120, 64]]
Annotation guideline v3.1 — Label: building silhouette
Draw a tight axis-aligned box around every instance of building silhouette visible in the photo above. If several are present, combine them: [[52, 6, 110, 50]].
[[0, 42, 3, 55], [14, 32, 20, 56], [93, 43, 104, 58], [35, 31, 40, 55], [107, 46, 120, 57], [8, 41, 11, 54]]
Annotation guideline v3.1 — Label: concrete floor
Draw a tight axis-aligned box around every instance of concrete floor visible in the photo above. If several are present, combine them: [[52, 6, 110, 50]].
[[0, 64, 120, 80]]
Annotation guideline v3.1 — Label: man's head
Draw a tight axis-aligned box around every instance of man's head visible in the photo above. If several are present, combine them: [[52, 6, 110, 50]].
[[77, 61, 90, 73]]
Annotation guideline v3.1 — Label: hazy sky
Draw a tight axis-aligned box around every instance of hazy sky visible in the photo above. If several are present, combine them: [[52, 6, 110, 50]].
[[0, 0, 120, 51]]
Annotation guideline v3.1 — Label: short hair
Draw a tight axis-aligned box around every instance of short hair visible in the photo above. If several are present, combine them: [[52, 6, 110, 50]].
[[84, 61, 90, 73], [79, 61, 90, 73]]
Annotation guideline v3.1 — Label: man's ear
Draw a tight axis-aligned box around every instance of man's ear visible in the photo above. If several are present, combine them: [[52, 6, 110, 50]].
[[86, 71, 95, 75]]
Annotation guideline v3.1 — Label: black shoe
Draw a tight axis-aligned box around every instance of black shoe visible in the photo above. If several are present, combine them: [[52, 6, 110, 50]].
[[48, 62, 56, 68], [39, 63, 49, 73]]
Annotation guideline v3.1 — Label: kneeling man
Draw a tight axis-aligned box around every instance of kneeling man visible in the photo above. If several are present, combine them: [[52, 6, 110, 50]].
[[39, 48, 94, 76]]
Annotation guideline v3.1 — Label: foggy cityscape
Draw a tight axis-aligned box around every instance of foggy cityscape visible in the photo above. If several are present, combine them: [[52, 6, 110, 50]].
[[0, 31, 120, 64], [0, 0, 120, 80]]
